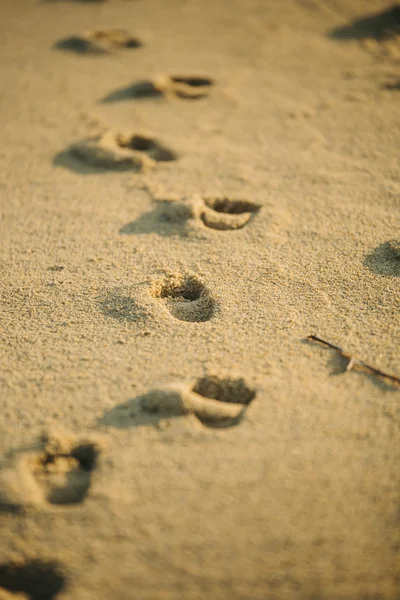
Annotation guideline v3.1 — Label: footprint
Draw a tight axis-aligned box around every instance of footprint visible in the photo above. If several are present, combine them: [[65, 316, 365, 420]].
[[200, 197, 260, 230], [151, 274, 215, 322], [117, 133, 177, 161], [0, 561, 65, 600], [102, 376, 256, 429], [66, 130, 177, 172], [151, 75, 214, 99], [0, 434, 101, 508], [54, 29, 142, 54], [141, 376, 256, 428], [30, 439, 99, 506], [364, 240, 400, 276], [101, 75, 214, 103], [120, 196, 260, 237]]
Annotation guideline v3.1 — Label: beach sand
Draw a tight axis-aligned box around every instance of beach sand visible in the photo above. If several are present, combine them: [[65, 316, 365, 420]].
[[0, 0, 399, 598]]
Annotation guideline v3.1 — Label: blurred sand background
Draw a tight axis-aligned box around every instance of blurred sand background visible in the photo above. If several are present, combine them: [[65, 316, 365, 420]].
[[0, 0, 399, 598]]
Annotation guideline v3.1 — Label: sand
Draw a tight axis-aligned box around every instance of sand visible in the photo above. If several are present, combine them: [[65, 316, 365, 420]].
[[0, 0, 399, 598]]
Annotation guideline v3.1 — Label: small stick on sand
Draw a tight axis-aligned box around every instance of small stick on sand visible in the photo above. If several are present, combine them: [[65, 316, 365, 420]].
[[306, 335, 400, 388]]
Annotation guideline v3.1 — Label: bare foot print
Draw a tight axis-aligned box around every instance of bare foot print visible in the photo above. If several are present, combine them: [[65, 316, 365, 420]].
[[141, 376, 256, 428], [200, 197, 260, 230], [117, 133, 177, 161], [101, 75, 214, 103], [54, 29, 142, 54], [59, 131, 177, 172], [152, 75, 214, 99], [328, 4, 400, 41], [0, 434, 101, 508], [30, 438, 99, 505], [120, 196, 260, 237], [0, 561, 65, 600], [151, 274, 215, 322]]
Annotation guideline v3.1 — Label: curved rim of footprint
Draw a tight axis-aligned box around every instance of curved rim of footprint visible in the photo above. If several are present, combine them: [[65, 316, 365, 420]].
[[70, 130, 178, 171], [141, 375, 256, 428], [156, 195, 261, 232], [55, 28, 142, 54], [151, 74, 214, 99], [0, 433, 101, 510], [200, 196, 261, 230], [151, 274, 215, 322]]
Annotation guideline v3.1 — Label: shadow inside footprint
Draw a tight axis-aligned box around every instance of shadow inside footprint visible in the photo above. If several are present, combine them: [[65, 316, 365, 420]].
[[33, 443, 98, 506], [170, 76, 213, 87], [191, 376, 256, 428], [117, 134, 177, 162], [0, 561, 66, 600], [151, 275, 215, 322], [201, 197, 260, 231], [327, 4, 400, 40], [166, 75, 214, 99], [98, 291, 147, 323], [364, 241, 400, 276]]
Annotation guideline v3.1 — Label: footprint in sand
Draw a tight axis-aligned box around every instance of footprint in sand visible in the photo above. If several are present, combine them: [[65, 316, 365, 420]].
[[142, 376, 256, 428], [199, 197, 261, 230], [54, 28, 142, 54], [0, 560, 65, 600], [63, 131, 178, 172], [169, 195, 260, 231], [0, 434, 101, 508], [101, 75, 214, 103], [119, 196, 261, 237], [102, 376, 256, 429], [151, 274, 215, 322]]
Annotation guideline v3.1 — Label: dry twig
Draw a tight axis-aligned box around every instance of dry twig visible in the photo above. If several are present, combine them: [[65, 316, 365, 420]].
[[306, 335, 400, 388]]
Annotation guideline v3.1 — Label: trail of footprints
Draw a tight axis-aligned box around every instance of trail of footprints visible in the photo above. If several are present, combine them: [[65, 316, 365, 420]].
[[2, 4, 400, 598]]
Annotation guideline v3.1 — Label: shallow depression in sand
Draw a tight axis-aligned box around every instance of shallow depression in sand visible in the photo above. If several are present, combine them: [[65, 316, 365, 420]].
[[151, 275, 215, 322], [31, 442, 99, 506], [200, 197, 260, 230], [192, 375, 256, 405]]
